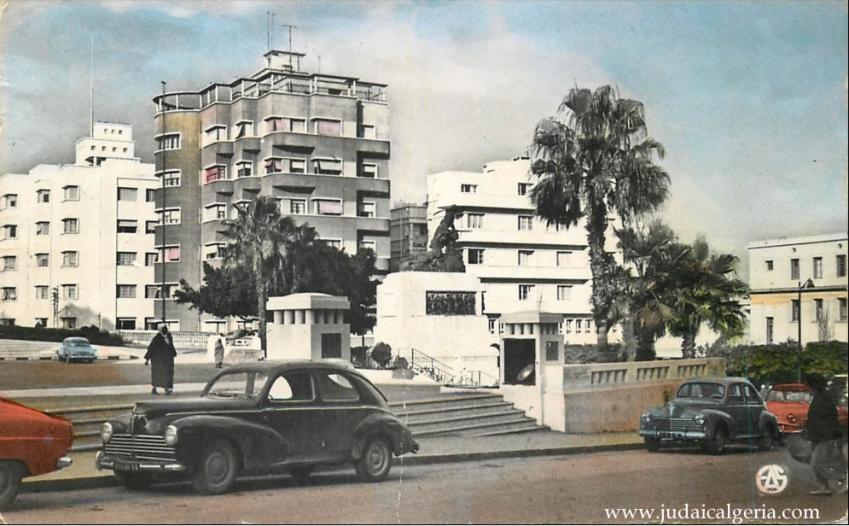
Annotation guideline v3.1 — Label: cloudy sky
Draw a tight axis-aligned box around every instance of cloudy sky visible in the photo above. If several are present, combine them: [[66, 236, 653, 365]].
[[1, 0, 846, 275]]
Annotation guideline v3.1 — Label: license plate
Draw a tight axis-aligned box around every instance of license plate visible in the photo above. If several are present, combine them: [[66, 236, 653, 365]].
[[660, 431, 684, 439], [113, 460, 138, 472]]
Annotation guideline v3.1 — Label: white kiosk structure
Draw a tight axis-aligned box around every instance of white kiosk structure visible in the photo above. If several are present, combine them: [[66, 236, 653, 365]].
[[266, 293, 351, 362]]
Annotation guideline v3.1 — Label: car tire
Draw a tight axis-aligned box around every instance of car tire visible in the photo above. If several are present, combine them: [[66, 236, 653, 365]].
[[355, 436, 393, 482], [113, 470, 154, 490], [758, 428, 775, 451], [288, 465, 315, 483], [0, 461, 24, 511], [706, 427, 727, 455], [192, 439, 239, 495], [644, 437, 660, 452]]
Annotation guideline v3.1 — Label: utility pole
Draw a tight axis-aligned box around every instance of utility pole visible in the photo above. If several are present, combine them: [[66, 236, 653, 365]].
[[52, 287, 59, 328], [160, 80, 167, 326], [89, 35, 94, 136]]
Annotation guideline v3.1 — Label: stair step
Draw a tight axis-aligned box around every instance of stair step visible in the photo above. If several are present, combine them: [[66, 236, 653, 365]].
[[413, 414, 533, 437], [389, 394, 502, 411], [394, 401, 512, 418], [467, 422, 549, 437], [406, 408, 525, 427]]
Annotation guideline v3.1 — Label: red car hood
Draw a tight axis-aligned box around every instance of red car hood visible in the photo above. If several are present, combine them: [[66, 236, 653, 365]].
[[0, 397, 74, 476], [766, 400, 809, 417]]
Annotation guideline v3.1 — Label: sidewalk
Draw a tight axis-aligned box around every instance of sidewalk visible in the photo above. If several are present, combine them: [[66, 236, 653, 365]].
[[22, 431, 642, 492]]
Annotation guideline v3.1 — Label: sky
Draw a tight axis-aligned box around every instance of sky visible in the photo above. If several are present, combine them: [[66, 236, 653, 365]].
[[1, 0, 847, 277]]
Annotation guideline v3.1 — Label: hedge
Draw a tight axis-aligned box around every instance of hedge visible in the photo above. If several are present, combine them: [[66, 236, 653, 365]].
[[709, 340, 848, 386], [0, 325, 125, 346]]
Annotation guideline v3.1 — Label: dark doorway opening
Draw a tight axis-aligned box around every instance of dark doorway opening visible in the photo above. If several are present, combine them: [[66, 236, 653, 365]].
[[503, 338, 535, 385]]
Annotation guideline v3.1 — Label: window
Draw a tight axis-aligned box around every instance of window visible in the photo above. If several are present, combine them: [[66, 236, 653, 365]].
[[815, 298, 824, 321], [766, 317, 774, 344], [265, 158, 283, 174], [116, 285, 137, 298], [358, 201, 376, 218], [545, 341, 559, 362], [839, 298, 847, 322], [116, 318, 136, 330], [204, 244, 225, 260], [467, 248, 485, 265], [36, 253, 49, 267], [320, 239, 343, 250], [158, 171, 181, 187], [145, 285, 161, 299], [117, 187, 137, 201], [313, 119, 342, 136], [517, 183, 531, 196], [314, 199, 343, 216], [157, 133, 180, 150], [318, 372, 360, 401], [62, 251, 78, 267], [518, 216, 534, 231], [518, 250, 534, 266], [36, 222, 49, 236], [557, 285, 573, 301], [360, 124, 376, 139], [1, 256, 15, 271], [204, 125, 228, 143], [62, 284, 78, 300], [465, 213, 484, 229], [813, 257, 823, 279], [146, 220, 158, 234], [790, 258, 800, 280], [204, 204, 227, 222], [313, 159, 342, 176], [576, 319, 583, 333], [163, 246, 181, 262], [146, 189, 156, 202], [1, 287, 16, 301], [562, 319, 573, 334], [61, 317, 77, 329], [290, 199, 306, 215], [34, 317, 47, 327], [460, 184, 477, 193], [289, 158, 306, 174], [145, 253, 158, 266], [35, 286, 49, 300], [62, 218, 79, 234], [160, 208, 181, 225], [267, 372, 314, 401], [3, 225, 17, 240], [765, 260, 774, 271], [791, 299, 800, 322], [236, 161, 253, 178], [1, 194, 17, 209], [63, 186, 80, 201], [321, 333, 343, 359], [837, 255, 847, 278], [359, 163, 377, 178], [234, 121, 254, 139], [488, 318, 498, 334], [518, 284, 534, 301], [204, 165, 227, 183], [359, 239, 376, 253], [36, 189, 50, 203], [266, 117, 306, 133], [117, 252, 137, 266], [556, 251, 572, 267], [117, 220, 137, 233]]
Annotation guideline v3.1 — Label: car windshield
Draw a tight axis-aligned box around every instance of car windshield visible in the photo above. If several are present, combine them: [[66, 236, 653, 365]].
[[205, 371, 268, 399], [677, 382, 725, 399], [67, 340, 90, 347], [766, 390, 811, 403]]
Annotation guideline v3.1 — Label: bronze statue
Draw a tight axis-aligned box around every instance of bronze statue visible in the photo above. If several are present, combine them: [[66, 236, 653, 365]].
[[399, 205, 465, 272]]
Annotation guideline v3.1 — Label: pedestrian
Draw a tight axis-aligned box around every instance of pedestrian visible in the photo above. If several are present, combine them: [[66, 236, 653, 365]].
[[145, 324, 177, 395], [804, 372, 847, 495], [214, 333, 226, 369]]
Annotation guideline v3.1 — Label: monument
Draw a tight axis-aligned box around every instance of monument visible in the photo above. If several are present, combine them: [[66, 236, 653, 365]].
[[265, 293, 351, 362]]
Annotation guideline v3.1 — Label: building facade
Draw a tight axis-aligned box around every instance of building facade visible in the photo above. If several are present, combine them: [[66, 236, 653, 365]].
[[748, 233, 848, 345], [152, 50, 391, 332], [426, 158, 619, 344], [0, 123, 158, 330], [389, 203, 428, 271]]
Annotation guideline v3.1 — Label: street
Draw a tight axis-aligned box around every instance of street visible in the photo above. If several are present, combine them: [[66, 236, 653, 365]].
[[5, 448, 846, 524]]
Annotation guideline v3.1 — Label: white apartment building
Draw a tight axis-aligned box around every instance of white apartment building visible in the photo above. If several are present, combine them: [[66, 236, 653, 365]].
[[427, 157, 620, 344], [0, 123, 158, 330], [748, 232, 848, 345]]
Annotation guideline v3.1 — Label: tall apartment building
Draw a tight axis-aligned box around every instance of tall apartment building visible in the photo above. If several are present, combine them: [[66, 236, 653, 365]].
[[389, 203, 428, 271], [0, 123, 158, 330], [427, 158, 618, 344], [748, 233, 848, 345], [152, 50, 391, 332]]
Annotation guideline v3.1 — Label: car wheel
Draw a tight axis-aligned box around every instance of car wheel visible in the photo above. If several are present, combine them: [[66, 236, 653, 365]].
[[192, 439, 239, 495], [288, 465, 315, 483], [706, 427, 727, 455], [113, 470, 154, 490], [644, 437, 660, 452], [0, 461, 24, 510], [356, 436, 393, 482], [758, 428, 775, 451]]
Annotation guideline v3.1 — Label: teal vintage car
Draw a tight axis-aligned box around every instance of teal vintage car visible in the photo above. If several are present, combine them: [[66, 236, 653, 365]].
[[56, 337, 97, 363]]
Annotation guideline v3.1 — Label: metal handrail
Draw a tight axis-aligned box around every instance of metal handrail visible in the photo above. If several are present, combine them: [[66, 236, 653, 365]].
[[408, 348, 499, 387]]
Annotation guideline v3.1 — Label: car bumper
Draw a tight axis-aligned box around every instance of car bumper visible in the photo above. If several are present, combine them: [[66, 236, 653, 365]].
[[96, 451, 186, 472], [639, 430, 708, 440], [56, 456, 73, 470]]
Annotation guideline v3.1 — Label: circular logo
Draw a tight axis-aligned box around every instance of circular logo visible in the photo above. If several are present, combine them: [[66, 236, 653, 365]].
[[756, 464, 789, 495]]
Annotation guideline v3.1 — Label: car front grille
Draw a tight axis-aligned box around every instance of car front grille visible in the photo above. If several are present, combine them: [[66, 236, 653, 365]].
[[651, 418, 693, 432], [103, 434, 177, 462]]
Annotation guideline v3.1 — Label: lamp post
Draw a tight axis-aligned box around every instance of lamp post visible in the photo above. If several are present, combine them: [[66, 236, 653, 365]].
[[797, 278, 815, 382]]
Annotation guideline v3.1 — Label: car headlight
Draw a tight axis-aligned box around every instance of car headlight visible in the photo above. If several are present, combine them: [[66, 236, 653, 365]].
[[641, 413, 652, 423], [163, 425, 179, 446], [693, 413, 705, 425], [100, 422, 113, 443]]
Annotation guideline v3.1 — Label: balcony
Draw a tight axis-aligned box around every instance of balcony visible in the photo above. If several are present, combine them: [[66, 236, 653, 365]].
[[266, 132, 390, 158], [264, 171, 390, 195], [238, 137, 262, 152], [204, 141, 234, 156]]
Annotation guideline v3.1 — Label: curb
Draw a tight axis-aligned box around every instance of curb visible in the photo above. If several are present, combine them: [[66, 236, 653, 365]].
[[21, 442, 642, 494], [0, 355, 138, 362]]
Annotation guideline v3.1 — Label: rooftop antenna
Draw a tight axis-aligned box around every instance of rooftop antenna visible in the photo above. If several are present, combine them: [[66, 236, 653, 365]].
[[266, 11, 276, 51], [317, 55, 321, 74], [281, 23, 298, 67], [89, 34, 94, 136]]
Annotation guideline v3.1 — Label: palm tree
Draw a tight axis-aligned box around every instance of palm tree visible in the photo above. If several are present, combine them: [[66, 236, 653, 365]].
[[666, 237, 749, 358], [223, 197, 298, 356], [529, 86, 670, 352]]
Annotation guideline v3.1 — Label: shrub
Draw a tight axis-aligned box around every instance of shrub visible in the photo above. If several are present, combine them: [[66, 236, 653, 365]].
[[350, 346, 370, 368], [0, 324, 125, 346], [371, 342, 393, 368], [708, 340, 848, 386], [564, 343, 625, 364], [392, 356, 409, 370]]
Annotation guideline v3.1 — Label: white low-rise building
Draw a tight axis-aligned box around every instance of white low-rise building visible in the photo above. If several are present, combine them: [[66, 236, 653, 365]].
[[0, 123, 158, 330]]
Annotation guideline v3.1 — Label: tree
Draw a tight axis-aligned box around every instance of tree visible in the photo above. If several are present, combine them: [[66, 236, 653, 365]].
[[174, 263, 256, 321], [371, 342, 392, 368], [529, 86, 670, 354]]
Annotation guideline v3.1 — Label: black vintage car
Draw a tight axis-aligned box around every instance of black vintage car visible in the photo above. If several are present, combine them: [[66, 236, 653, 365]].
[[96, 361, 419, 494], [639, 377, 779, 454]]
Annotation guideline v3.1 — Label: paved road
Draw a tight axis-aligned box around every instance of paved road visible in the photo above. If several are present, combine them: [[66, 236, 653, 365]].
[[5, 448, 846, 524]]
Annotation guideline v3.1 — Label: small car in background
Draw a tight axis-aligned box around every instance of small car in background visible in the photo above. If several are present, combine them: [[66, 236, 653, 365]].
[[639, 377, 779, 454], [765, 383, 849, 436], [96, 360, 419, 495], [57, 337, 97, 363], [0, 397, 73, 509]]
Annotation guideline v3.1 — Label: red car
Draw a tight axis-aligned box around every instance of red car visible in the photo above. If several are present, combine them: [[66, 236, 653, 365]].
[[765, 383, 849, 435], [0, 397, 74, 509]]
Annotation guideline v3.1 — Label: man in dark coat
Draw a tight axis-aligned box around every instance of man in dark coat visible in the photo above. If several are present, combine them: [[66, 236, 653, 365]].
[[804, 372, 847, 495], [145, 324, 177, 395]]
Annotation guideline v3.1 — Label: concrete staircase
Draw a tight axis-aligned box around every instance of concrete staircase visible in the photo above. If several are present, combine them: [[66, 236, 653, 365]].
[[49, 392, 545, 452]]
